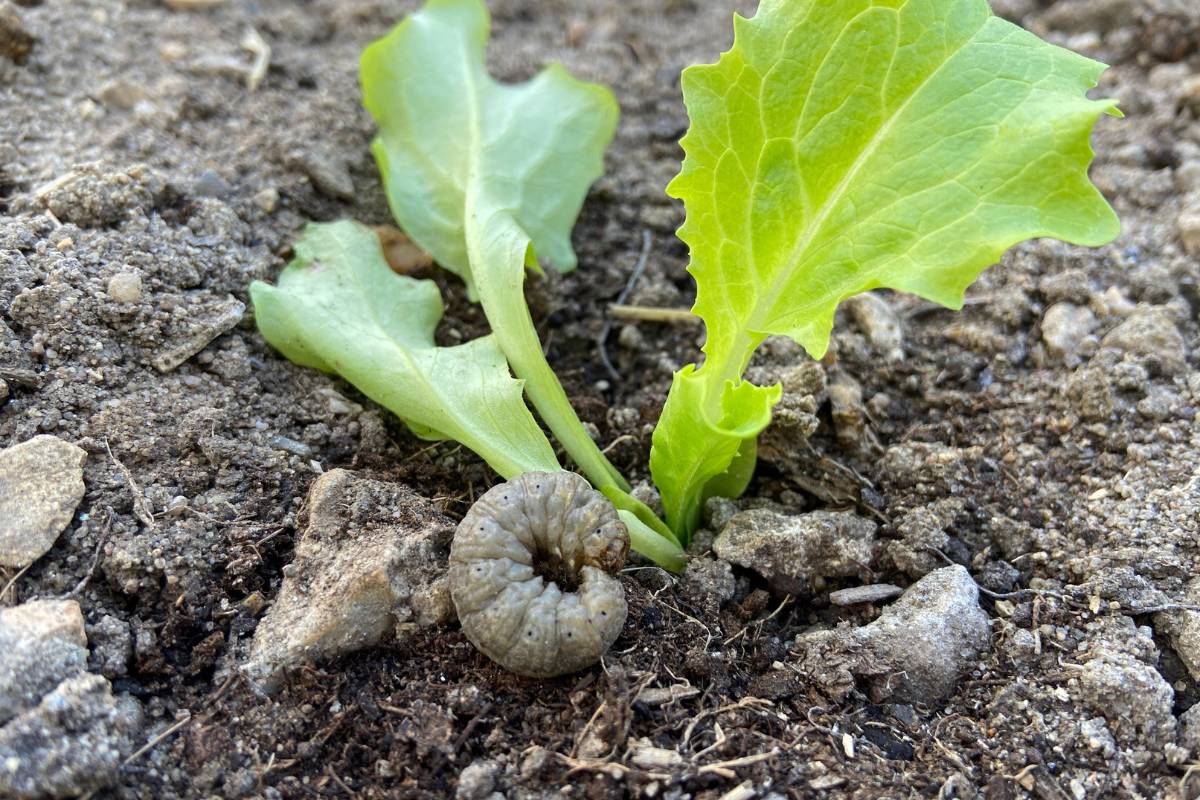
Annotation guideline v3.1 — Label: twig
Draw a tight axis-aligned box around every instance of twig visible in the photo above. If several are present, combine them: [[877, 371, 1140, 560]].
[[0, 564, 31, 605], [697, 748, 778, 775], [58, 508, 113, 599], [608, 304, 698, 324], [241, 26, 270, 91], [104, 440, 156, 531], [598, 229, 652, 379], [122, 711, 193, 766]]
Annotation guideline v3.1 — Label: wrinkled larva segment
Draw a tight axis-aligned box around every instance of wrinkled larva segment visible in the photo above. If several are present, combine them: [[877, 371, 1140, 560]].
[[448, 471, 630, 678]]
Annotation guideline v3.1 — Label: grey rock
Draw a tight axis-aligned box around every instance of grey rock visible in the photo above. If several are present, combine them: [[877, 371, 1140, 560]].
[[0, 600, 87, 723], [713, 508, 878, 595], [1041, 302, 1097, 360], [0, 435, 87, 568], [0, 673, 142, 799], [1079, 651, 1175, 750], [829, 583, 903, 607], [191, 169, 231, 198], [293, 149, 355, 201], [150, 294, 244, 372], [86, 615, 132, 679], [244, 469, 455, 693], [795, 566, 990, 705], [1101, 306, 1186, 372], [456, 759, 499, 800]]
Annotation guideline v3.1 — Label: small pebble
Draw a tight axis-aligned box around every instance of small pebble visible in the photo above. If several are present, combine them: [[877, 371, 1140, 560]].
[[192, 169, 231, 198], [1178, 205, 1200, 256], [829, 583, 904, 606], [253, 187, 279, 213], [106, 271, 142, 304]]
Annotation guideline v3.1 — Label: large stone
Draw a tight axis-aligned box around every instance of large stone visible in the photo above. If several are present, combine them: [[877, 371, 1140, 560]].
[[0, 600, 87, 723], [713, 509, 878, 595], [244, 469, 455, 693], [0, 673, 142, 799], [794, 566, 990, 705], [0, 435, 87, 568]]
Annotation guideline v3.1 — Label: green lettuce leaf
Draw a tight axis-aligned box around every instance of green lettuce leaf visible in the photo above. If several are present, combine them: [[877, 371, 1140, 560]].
[[249, 220, 560, 480], [361, 0, 626, 494], [652, 0, 1120, 539]]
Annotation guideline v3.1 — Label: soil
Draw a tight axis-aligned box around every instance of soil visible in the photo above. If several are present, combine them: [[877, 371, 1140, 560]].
[[2, 0, 1199, 798]]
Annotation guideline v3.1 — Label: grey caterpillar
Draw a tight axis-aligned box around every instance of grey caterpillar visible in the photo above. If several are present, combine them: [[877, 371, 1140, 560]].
[[448, 471, 629, 678]]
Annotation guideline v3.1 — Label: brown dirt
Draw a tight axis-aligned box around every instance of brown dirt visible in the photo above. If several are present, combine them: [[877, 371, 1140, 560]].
[[2, 0, 1200, 798]]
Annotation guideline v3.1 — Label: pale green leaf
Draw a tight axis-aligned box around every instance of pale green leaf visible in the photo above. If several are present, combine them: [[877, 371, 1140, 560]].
[[652, 0, 1119, 539], [249, 220, 560, 480], [361, 0, 617, 297], [360, 0, 627, 494]]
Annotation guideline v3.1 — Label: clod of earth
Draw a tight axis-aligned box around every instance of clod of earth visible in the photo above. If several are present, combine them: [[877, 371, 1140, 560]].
[[794, 565, 990, 705], [0, 434, 86, 568], [1080, 651, 1177, 751], [449, 471, 629, 678], [0, 673, 142, 800], [244, 468, 455, 694], [712, 508, 879, 596]]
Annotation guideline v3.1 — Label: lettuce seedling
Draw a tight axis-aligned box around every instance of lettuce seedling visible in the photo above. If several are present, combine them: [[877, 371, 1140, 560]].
[[649, 0, 1121, 539], [252, 0, 1118, 573]]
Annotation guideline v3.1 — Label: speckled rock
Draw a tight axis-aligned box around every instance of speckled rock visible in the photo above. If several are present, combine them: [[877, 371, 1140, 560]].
[[1041, 302, 1097, 360], [713, 508, 878, 596], [0, 435, 86, 568], [794, 566, 990, 705], [0, 673, 142, 799], [243, 468, 455, 693], [0, 599, 87, 724]]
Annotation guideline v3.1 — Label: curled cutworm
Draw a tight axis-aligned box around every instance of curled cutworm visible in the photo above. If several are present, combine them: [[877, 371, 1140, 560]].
[[448, 471, 629, 678]]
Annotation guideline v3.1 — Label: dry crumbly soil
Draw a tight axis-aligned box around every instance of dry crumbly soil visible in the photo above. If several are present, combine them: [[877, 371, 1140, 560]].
[[2, 0, 1200, 798]]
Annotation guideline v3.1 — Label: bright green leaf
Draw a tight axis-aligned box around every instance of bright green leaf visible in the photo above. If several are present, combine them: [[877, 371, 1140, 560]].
[[652, 0, 1120, 539], [361, 0, 627, 494], [249, 220, 560, 480]]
